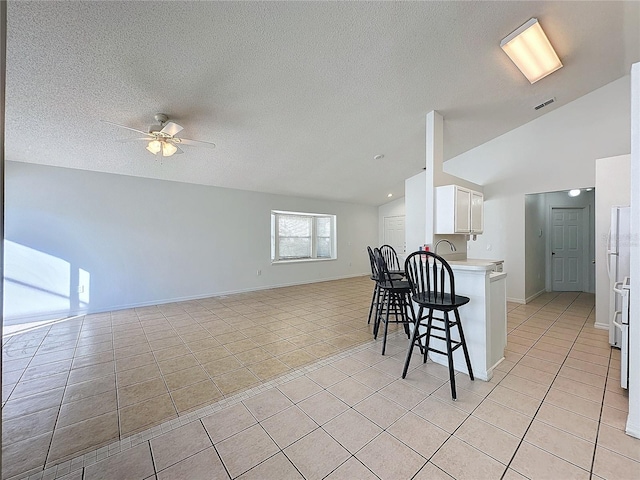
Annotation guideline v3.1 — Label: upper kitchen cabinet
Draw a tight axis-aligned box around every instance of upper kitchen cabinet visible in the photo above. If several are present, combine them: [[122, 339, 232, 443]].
[[435, 185, 483, 235], [471, 190, 484, 234]]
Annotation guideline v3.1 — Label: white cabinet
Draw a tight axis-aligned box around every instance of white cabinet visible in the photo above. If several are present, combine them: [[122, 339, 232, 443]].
[[435, 185, 483, 235], [471, 191, 484, 234]]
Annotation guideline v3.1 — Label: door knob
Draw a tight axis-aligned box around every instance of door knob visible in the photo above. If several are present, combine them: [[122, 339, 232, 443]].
[[551, 252, 555, 255]]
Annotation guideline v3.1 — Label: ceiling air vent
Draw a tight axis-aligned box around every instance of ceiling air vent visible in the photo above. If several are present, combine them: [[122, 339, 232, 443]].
[[534, 97, 556, 110]]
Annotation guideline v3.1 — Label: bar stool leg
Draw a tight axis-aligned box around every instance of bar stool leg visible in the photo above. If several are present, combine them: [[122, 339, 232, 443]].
[[423, 308, 434, 364], [381, 291, 395, 355], [407, 300, 424, 356], [367, 283, 378, 324], [373, 290, 386, 339], [444, 311, 457, 400], [402, 305, 423, 378], [454, 308, 474, 381], [402, 295, 410, 338]]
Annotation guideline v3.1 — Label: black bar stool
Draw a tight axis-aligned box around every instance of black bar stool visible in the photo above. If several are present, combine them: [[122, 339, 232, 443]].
[[373, 247, 412, 355], [402, 250, 474, 400], [366, 246, 382, 325], [380, 244, 404, 277]]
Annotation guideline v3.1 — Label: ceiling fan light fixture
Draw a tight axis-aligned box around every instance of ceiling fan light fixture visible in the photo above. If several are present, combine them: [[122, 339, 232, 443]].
[[162, 141, 178, 157], [500, 18, 562, 84], [107, 114, 215, 158], [146, 139, 162, 154]]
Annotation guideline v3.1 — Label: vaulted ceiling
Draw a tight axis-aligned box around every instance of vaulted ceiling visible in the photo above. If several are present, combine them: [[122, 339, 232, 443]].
[[6, 1, 639, 205]]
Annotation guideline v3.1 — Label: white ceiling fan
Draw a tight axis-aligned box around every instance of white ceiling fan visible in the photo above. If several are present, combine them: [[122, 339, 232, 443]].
[[104, 113, 216, 157]]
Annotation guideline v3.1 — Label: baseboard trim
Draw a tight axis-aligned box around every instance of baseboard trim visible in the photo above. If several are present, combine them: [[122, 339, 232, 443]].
[[525, 289, 546, 304], [506, 289, 549, 305], [506, 297, 526, 304], [625, 421, 640, 440], [3, 273, 370, 326], [593, 321, 610, 330]]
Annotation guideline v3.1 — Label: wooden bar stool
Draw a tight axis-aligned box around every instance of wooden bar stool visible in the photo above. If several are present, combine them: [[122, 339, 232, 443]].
[[373, 247, 412, 355], [380, 244, 405, 277], [366, 246, 382, 325], [402, 250, 474, 400]]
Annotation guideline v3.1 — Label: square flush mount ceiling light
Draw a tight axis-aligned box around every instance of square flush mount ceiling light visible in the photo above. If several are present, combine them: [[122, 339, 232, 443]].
[[500, 18, 562, 84]]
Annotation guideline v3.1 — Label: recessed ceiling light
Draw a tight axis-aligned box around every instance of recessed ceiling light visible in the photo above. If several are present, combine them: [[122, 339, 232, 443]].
[[568, 189, 581, 197], [374, 154, 385, 160], [387, 193, 393, 198]]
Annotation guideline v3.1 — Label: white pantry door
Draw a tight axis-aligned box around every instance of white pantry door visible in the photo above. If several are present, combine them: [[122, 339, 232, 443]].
[[551, 208, 584, 291], [383, 216, 406, 253]]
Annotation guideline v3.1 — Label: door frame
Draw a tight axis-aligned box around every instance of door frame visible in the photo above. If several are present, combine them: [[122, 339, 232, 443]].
[[546, 205, 590, 292]]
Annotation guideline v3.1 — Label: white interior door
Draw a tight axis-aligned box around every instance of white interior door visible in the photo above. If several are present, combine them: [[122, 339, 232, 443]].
[[383, 216, 406, 254], [551, 208, 584, 291]]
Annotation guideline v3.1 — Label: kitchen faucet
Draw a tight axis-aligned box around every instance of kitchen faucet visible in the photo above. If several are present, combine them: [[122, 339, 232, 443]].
[[434, 239, 457, 254]]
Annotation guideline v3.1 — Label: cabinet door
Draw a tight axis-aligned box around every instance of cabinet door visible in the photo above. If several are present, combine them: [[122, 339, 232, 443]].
[[455, 187, 471, 233], [471, 191, 483, 233]]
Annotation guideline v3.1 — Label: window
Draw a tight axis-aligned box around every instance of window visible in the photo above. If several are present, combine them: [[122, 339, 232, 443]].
[[271, 211, 336, 262]]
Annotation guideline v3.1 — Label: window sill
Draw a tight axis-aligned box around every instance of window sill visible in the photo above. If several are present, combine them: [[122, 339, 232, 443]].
[[271, 258, 337, 265]]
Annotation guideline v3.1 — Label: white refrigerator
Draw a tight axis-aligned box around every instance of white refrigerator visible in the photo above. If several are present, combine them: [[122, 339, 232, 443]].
[[608, 206, 631, 346]]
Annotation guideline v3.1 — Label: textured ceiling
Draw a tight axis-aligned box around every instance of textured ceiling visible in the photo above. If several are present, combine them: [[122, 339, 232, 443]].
[[5, 1, 640, 205]]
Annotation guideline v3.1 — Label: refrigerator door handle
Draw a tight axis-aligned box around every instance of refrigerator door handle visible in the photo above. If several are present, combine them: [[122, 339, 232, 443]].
[[613, 282, 625, 295], [612, 310, 622, 330]]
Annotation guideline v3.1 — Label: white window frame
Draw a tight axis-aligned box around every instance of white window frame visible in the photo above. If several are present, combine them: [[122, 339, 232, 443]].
[[271, 210, 337, 263]]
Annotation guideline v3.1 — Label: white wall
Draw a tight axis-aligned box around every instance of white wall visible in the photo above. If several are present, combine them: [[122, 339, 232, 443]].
[[405, 171, 426, 254], [4, 161, 378, 322], [446, 76, 632, 302], [524, 193, 546, 300], [594, 154, 631, 328]]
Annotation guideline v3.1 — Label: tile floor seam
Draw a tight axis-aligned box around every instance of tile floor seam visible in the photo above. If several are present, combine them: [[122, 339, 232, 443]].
[[194, 419, 233, 479], [501, 297, 598, 479], [38, 335, 383, 478], [41, 331, 83, 473], [2, 324, 54, 407], [7, 285, 627, 480], [589, 348, 624, 471], [146, 439, 158, 477]]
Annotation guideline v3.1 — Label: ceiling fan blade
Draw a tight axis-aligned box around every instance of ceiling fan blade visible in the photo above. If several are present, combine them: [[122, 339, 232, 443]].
[[102, 120, 149, 136], [160, 121, 183, 136], [176, 137, 216, 149], [117, 137, 152, 143], [173, 145, 184, 155]]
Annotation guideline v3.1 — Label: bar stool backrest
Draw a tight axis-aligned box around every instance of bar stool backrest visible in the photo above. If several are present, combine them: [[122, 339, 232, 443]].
[[404, 250, 457, 302], [367, 246, 379, 281], [380, 244, 401, 272], [375, 247, 402, 289]]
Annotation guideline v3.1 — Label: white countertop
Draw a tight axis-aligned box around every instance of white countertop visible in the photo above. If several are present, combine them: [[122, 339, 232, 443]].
[[489, 271, 507, 281], [447, 258, 502, 272]]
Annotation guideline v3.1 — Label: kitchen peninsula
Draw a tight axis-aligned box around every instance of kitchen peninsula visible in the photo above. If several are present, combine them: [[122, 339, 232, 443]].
[[435, 258, 507, 381], [405, 255, 507, 382], [404, 111, 508, 382]]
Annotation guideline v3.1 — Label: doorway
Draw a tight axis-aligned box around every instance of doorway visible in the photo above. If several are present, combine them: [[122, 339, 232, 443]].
[[524, 189, 595, 301], [550, 207, 587, 292], [383, 215, 405, 254]]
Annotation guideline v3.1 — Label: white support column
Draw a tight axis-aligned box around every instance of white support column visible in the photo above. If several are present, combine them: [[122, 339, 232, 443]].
[[425, 111, 444, 246]]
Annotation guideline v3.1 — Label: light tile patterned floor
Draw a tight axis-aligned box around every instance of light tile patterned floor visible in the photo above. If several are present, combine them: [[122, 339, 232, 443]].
[[3, 278, 639, 479]]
